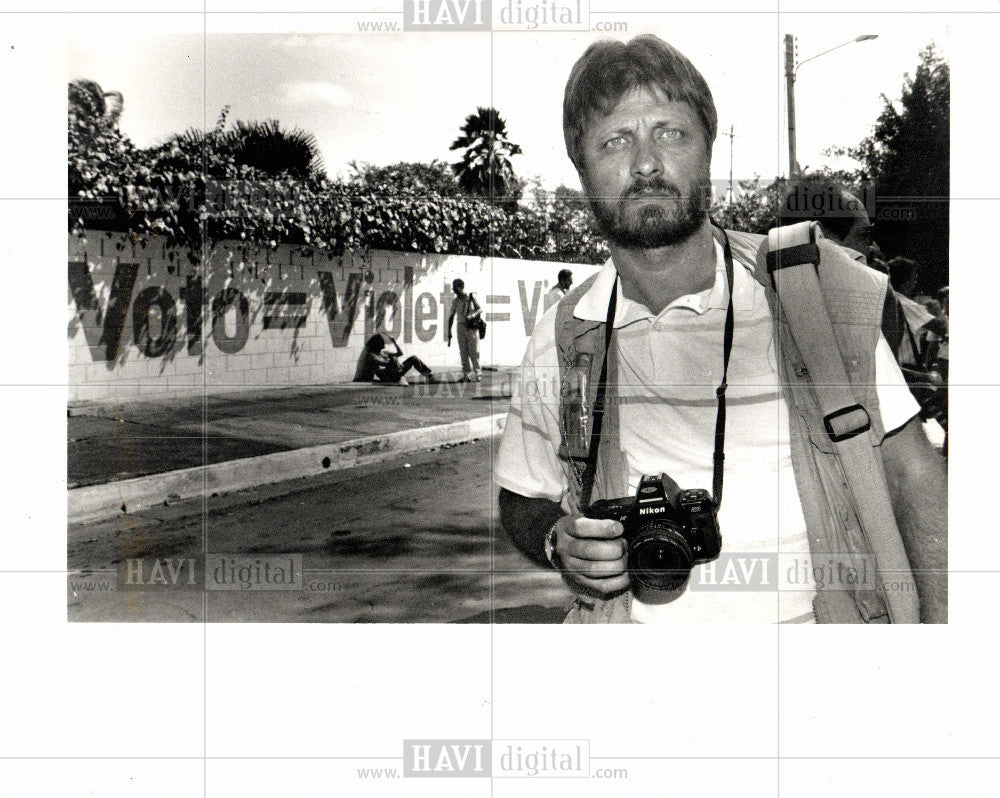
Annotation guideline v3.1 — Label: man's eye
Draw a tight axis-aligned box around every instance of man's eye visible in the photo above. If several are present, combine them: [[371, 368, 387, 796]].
[[603, 136, 629, 150], [657, 128, 683, 141]]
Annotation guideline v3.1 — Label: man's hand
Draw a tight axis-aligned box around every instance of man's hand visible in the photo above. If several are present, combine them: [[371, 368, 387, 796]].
[[552, 514, 630, 597]]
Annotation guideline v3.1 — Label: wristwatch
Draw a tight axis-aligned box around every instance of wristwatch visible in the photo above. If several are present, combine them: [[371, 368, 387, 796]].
[[544, 521, 562, 571]]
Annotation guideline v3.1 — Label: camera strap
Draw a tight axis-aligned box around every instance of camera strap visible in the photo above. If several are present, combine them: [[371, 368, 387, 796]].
[[578, 276, 618, 508], [713, 222, 736, 508], [581, 221, 735, 510]]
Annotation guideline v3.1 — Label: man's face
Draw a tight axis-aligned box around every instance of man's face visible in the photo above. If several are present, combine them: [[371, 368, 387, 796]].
[[576, 86, 712, 249], [841, 215, 875, 254]]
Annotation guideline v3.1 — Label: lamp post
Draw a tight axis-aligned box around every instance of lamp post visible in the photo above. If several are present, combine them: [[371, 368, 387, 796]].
[[784, 34, 878, 177]]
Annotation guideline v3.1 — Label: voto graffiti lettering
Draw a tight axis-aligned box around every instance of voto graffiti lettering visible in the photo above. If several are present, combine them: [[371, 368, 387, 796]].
[[69, 257, 552, 361]]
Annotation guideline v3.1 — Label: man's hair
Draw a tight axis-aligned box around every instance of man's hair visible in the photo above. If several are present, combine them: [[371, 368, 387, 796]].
[[557, 268, 572, 282], [562, 35, 718, 170], [777, 178, 866, 241], [365, 332, 387, 352], [452, 278, 464, 292], [887, 256, 919, 288]]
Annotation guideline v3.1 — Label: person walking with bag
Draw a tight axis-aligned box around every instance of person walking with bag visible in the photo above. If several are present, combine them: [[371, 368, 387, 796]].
[[446, 278, 483, 382]]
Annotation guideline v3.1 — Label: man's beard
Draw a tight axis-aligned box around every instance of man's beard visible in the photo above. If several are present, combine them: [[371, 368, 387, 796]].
[[587, 174, 711, 249]]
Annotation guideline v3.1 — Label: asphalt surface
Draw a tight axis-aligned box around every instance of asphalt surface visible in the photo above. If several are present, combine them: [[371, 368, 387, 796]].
[[68, 375, 512, 487], [67, 437, 570, 623]]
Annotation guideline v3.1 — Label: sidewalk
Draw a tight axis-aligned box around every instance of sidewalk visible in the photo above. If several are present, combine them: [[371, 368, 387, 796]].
[[68, 370, 513, 489]]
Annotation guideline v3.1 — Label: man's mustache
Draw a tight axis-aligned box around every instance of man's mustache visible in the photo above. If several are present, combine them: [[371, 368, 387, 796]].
[[620, 177, 683, 204]]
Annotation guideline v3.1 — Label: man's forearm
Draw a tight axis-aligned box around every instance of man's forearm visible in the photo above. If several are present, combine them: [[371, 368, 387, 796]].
[[882, 417, 948, 622], [893, 477, 948, 623], [498, 488, 564, 569]]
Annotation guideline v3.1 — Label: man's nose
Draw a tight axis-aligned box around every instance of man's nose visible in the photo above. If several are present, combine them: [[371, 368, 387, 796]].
[[630, 139, 663, 178]]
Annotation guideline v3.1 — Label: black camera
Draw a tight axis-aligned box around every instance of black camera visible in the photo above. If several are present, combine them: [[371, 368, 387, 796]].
[[585, 474, 722, 602]]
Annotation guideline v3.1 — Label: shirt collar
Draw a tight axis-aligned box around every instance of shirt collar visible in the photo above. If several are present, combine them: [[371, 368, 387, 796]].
[[574, 239, 741, 327]]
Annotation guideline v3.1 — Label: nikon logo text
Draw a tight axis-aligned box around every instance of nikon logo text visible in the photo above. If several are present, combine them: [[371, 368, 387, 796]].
[[403, 739, 491, 777], [638, 507, 664, 515]]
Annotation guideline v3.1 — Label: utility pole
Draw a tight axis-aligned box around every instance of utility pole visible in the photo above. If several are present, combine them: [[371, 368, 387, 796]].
[[784, 34, 798, 178], [720, 124, 737, 202], [785, 34, 878, 179]]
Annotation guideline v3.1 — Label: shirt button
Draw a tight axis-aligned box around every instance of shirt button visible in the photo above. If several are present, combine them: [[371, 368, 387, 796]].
[[653, 323, 662, 331]]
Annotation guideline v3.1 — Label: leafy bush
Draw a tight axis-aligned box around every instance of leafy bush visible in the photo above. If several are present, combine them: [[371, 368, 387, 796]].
[[68, 86, 607, 264]]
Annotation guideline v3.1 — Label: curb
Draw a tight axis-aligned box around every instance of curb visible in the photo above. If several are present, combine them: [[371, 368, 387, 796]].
[[68, 413, 506, 525]]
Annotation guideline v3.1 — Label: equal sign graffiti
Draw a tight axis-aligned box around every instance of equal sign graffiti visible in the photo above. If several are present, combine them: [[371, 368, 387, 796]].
[[262, 291, 308, 330], [484, 294, 510, 322]]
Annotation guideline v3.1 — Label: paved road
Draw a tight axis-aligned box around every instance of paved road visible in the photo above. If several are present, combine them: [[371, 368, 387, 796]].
[[67, 438, 569, 623], [68, 376, 512, 487]]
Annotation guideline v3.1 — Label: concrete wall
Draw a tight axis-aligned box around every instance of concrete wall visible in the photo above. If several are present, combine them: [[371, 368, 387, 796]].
[[68, 231, 599, 404]]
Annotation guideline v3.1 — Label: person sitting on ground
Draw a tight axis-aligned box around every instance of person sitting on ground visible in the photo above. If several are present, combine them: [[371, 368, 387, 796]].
[[353, 331, 435, 386]]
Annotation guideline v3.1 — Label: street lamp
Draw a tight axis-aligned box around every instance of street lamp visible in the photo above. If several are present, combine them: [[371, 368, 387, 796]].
[[784, 34, 878, 177]]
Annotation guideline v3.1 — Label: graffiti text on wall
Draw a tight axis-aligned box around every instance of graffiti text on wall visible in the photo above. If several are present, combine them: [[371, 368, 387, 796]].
[[69, 260, 549, 361]]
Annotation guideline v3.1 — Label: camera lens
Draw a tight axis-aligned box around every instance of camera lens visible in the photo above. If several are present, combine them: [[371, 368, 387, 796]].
[[628, 525, 693, 594]]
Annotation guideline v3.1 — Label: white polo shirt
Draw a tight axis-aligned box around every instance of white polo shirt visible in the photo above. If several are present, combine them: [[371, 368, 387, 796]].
[[496, 240, 919, 623]]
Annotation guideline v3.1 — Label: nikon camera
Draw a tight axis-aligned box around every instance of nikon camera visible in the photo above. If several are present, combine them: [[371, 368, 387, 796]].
[[584, 474, 722, 603]]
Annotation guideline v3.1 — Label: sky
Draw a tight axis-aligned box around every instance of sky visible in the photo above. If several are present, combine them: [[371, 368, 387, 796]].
[[66, 13, 947, 193]]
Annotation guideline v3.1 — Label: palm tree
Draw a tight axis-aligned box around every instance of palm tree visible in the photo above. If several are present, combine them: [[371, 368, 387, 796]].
[[68, 79, 129, 199], [449, 107, 523, 202], [152, 114, 326, 180], [223, 119, 325, 179], [68, 79, 123, 126], [69, 79, 107, 121]]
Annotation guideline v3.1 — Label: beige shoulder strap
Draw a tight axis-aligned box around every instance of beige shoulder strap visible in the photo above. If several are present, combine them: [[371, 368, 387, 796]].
[[760, 222, 920, 623]]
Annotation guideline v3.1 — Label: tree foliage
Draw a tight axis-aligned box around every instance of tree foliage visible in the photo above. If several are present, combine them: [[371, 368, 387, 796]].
[[449, 107, 523, 204], [711, 177, 784, 235], [709, 169, 865, 236], [826, 44, 949, 290], [68, 83, 605, 264], [347, 159, 461, 197], [222, 119, 326, 179], [713, 45, 949, 293], [521, 180, 609, 263]]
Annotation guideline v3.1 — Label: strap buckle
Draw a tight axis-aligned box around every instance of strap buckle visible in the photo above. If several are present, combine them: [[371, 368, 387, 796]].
[[823, 404, 871, 443], [765, 222, 821, 290]]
